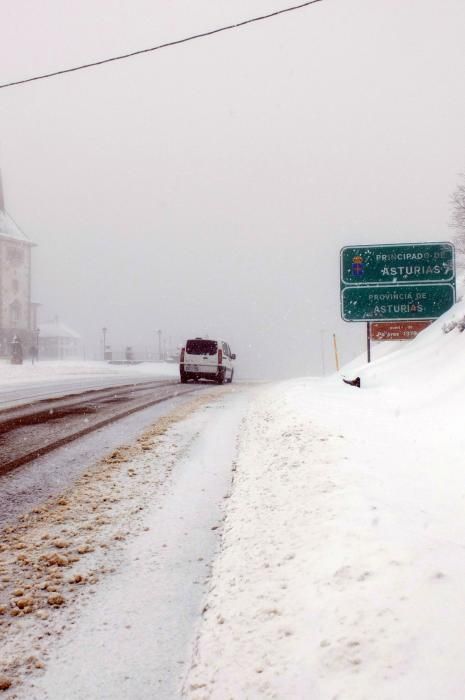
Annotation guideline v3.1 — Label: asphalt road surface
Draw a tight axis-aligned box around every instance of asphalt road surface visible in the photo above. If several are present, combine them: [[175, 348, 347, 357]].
[[0, 380, 209, 527], [0, 373, 176, 410]]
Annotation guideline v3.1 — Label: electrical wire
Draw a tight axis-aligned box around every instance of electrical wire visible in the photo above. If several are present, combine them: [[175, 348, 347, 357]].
[[0, 0, 325, 90]]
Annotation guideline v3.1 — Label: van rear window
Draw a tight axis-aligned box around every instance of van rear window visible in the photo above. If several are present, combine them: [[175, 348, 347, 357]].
[[186, 340, 218, 355]]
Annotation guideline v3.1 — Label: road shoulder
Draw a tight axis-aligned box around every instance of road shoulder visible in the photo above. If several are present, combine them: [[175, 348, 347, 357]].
[[184, 377, 465, 699]]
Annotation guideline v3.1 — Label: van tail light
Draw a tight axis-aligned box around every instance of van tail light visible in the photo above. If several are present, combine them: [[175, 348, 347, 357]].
[[218, 348, 223, 365], [180, 348, 185, 363]]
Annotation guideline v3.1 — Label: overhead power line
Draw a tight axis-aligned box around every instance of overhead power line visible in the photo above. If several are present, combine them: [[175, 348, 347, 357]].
[[0, 0, 325, 90]]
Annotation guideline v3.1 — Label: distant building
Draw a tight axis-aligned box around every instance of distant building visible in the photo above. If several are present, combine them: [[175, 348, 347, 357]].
[[0, 172, 37, 356], [39, 319, 81, 360]]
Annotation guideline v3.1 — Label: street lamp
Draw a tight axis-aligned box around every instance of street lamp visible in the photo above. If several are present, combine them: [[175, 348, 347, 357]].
[[156, 329, 162, 361], [102, 327, 107, 360], [35, 328, 40, 363]]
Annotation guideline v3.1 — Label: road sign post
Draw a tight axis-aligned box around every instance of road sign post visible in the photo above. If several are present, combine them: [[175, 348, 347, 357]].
[[366, 322, 371, 363], [340, 242, 456, 362]]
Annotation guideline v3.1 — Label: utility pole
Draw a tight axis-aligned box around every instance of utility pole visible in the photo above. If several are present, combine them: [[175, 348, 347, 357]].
[[156, 329, 162, 361], [102, 327, 107, 360], [35, 328, 40, 363]]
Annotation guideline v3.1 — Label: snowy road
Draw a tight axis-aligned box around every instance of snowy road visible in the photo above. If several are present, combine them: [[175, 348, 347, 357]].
[[0, 387, 210, 528], [0, 379, 203, 477], [0, 376, 173, 409], [31, 390, 249, 700], [0, 385, 251, 699], [0, 361, 179, 410], [3, 304, 465, 700]]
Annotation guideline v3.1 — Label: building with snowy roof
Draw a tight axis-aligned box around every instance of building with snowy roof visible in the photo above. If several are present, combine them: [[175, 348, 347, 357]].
[[0, 171, 38, 356], [38, 319, 81, 360]]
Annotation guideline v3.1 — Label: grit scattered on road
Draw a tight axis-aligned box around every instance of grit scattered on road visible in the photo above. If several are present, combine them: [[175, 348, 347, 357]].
[[0, 389, 225, 697]]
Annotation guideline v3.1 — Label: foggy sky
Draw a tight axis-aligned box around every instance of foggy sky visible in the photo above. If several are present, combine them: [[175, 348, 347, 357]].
[[1, 0, 465, 378]]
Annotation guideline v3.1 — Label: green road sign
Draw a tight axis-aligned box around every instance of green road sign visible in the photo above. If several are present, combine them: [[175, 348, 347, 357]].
[[341, 283, 455, 322], [341, 242, 455, 285]]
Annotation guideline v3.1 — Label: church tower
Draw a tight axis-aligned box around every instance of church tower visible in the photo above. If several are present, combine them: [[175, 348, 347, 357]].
[[0, 171, 36, 355]]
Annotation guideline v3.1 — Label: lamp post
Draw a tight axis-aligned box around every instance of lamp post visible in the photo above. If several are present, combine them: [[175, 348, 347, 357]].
[[102, 327, 107, 361], [35, 328, 40, 363]]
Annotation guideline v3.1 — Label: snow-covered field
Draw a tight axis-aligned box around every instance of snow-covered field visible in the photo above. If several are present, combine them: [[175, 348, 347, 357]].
[[1, 300, 465, 698]]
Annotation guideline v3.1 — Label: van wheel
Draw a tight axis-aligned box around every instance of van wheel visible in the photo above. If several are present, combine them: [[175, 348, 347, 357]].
[[228, 370, 234, 384], [180, 372, 188, 383], [216, 369, 225, 385]]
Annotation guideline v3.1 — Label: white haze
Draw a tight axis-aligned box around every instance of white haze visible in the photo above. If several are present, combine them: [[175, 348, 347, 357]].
[[1, 0, 465, 378]]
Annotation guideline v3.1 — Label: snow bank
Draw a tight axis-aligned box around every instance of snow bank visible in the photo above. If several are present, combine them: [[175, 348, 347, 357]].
[[0, 360, 178, 387], [341, 298, 465, 412], [3, 297, 465, 698], [185, 301, 465, 698]]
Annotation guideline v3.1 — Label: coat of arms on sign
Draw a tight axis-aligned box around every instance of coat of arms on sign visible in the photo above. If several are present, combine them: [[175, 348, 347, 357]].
[[351, 255, 364, 277]]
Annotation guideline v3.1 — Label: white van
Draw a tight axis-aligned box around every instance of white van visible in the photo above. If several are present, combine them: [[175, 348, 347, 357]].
[[180, 338, 236, 384]]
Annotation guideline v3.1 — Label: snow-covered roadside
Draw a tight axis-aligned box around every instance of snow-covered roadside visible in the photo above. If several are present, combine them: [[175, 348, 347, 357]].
[[3, 299, 465, 699], [0, 386, 249, 698], [184, 305, 465, 699], [0, 360, 178, 387]]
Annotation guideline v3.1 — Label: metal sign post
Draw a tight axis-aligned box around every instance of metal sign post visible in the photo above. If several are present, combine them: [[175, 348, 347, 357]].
[[340, 241, 456, 366], [366, 322, 371, 363]]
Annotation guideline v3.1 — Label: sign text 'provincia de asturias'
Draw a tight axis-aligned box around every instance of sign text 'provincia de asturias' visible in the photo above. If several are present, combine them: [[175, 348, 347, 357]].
[[341, 283, 455, 322]]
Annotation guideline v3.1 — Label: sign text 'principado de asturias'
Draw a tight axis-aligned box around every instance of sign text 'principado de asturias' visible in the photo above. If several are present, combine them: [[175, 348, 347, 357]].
[[340, 242, 455, 286]]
